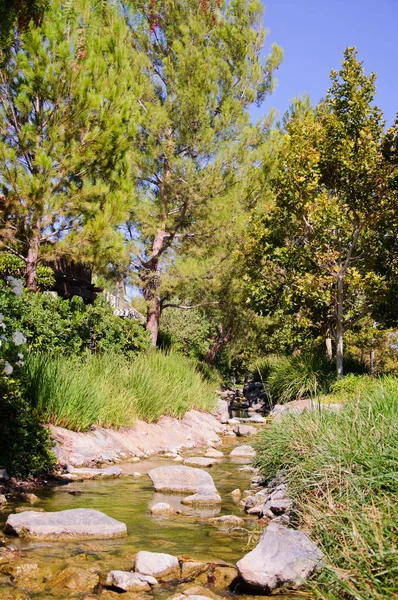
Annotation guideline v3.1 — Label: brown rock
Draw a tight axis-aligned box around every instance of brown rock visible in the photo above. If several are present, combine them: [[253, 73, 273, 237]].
[[49, 566, 99, 592], [197, 565, 238, 590]]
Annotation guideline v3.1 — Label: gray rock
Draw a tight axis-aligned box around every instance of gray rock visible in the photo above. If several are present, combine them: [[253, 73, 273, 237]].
[[263, 498, 292, 516], [0, 469, 9, 481], [230, 445, 256, 458], [209, 515, 244, 528], [213, 399, 230, 424], [135, 550, 180, 579], [233, 424, 257, 436], [106, 570, 157, 591], [148, 466, 217, 494], [4, 508, 127, 540], [62, 465, 122, 481], [151, 502, 179, 516], [181, 492, 222, 506], [236, 522, 323, 592], [204, 447, 224, 458], [184, 457, 218, 468], [248, 415, 266, 423]]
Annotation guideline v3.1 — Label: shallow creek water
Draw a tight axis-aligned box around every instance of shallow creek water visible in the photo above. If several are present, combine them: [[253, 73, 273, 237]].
[[0, 436, 307, 599]]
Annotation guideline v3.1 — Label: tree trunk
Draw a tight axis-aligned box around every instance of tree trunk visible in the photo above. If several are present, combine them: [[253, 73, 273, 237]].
[[325, 336, 333, 360], [370, 347, 375, 374], [205, 326, 232, 365], [142, 230, 166, 347], [25, 230, 40, 292], [336, 275, 344, 379]]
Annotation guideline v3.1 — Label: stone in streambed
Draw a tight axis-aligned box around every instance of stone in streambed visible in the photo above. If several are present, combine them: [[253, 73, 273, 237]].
[[106, 570, 157, 592], [4, 508, 127, 540], [184, 457, 218, 468], [61, 465, 122, 481], [50, 566, 99, 592], [230, 445, 256, 458], [151, 502, 180, 516], [148, 466, 217, 494], [180, 561, 208, 579], [196, 565, 238, 590], [181, 492, 221, 506], [233, 424, 257, 436], [236, 521, 323, 592], [204, 448, 224, 458], [208, 515, 244, 529], [135, 550, 180, 579]]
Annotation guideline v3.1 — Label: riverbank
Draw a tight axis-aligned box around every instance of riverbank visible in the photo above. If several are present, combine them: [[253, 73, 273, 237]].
[[254, 376, 398, 599]]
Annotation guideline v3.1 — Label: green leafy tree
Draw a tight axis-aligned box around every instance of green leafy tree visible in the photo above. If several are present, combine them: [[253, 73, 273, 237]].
[[0, 0, 143, 291], [123, 0, 282, 345], [0, 0, 48, 53], [243, 48, 398, 377]]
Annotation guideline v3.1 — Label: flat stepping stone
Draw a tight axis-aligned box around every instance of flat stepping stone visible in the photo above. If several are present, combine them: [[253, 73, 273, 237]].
[[181, 492, 221, 506], [135, 550, 180, 579], [4, 508, 127, 540], [184, 457, 218, 468], [230, 445, 256, 458], [61, 465, 122, 481], [148, 466, 217, 494]]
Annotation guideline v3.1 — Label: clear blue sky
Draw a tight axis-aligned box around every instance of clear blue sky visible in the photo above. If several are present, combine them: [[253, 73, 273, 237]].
[[253, 0, 398, 127]]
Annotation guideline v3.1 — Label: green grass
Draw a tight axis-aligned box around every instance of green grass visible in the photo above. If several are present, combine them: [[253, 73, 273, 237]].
[[254, 375, 398, 599], [25, 350, 218, 431]]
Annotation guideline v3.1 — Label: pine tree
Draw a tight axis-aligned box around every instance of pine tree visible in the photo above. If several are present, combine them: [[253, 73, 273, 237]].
[[0, 0, 144, 290], [123, 0, 282, 345]]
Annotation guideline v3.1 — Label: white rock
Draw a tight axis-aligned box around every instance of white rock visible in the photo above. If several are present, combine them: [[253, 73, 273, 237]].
[[135, 550, 180, 579], [236, 522, 323, 592], [233, 424, 257, 436], [106, 570, 157, 591]]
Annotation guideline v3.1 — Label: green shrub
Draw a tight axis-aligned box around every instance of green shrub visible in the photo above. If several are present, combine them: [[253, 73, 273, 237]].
[[0, 286, 150, 357], [25, 350, 218, 431], [254, 376, 398, 599], [0, 375, 56, 478]]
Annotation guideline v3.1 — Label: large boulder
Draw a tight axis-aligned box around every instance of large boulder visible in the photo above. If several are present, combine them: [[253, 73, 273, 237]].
[[212, 399, 230, 424], [4, 508, 127, 540], [148, 466, 217, 494], [135, 550, 180, 579], [236, 522, 323, 592]]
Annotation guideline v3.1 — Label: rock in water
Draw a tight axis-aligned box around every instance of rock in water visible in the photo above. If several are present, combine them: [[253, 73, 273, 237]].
[[230, 445, 256, 458], [184, 457, 218, 468], [151, 502, 179, 516], [236, 522, 323, 592], [4, 508, 127, 540], [148, 466, 217, 494], [106, 570, 157, 592], [204, 448, 224, 458], [233, 424, 257, 436], [135, 550, 180, 579], [181, 492, 221, 506], [208, 515, 244, 528]]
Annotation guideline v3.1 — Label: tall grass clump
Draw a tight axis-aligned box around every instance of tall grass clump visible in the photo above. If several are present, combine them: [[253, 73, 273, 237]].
[[254, 375, 398, 599], [250, 352, 335, 404], [25, 350, 218, 431]]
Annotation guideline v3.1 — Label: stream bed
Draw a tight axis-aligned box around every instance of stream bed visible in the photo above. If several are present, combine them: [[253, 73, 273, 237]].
[[0, 435, 307, 599]]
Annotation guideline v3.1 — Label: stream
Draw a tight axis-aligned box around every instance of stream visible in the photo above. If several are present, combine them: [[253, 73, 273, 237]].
[[0, 434, 306, 599]]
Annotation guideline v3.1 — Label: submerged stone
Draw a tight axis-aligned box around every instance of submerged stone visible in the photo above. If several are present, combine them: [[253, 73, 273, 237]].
[[230, 445, 256, 458], [181, 492, 221, 506]]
